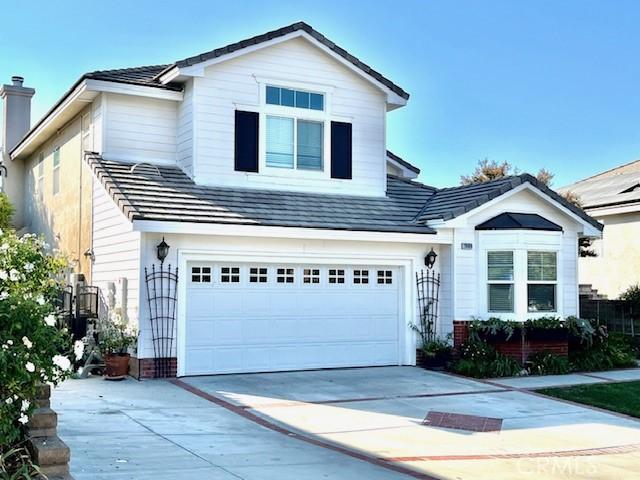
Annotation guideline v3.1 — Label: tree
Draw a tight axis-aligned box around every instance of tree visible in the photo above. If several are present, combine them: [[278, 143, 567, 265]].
[[461, 159, 596, 257], [460, 159, 554, 187]]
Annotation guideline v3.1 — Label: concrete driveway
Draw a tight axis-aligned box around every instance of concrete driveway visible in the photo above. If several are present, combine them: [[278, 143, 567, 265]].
[[53, 367, 640, 479]]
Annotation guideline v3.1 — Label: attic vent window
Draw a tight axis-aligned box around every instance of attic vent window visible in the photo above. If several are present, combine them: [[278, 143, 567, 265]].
[[130, 162, 163, 177]]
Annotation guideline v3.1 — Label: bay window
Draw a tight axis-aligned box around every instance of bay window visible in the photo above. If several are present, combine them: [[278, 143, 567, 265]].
[[527, 251, 557, 312], [486, 249, 559, 316], [487, 251, 514, 313]]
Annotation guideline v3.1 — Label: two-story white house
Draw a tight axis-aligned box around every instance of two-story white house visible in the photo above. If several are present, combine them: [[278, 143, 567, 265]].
[[0, 22, 602, 377]]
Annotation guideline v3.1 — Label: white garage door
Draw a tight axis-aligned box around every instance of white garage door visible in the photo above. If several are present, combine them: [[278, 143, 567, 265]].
[[183, 262, 402, 375]]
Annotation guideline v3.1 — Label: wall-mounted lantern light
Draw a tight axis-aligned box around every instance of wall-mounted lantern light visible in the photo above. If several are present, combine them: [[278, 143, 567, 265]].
[[156, 237, 170, 264], [424, 248, 437, 269]]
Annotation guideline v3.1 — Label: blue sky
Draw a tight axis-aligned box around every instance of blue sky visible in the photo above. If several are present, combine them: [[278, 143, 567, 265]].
[[1, 0, 639, 188]]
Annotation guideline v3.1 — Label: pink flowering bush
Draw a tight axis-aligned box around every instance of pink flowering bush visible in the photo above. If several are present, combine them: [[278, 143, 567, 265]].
[[0, 228, 74, 447]]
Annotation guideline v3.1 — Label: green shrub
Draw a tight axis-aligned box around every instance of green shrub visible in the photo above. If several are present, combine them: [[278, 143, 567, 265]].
[[528, 351, 571, 375], [524, 316, 564, 330], [0, 193, 13, 231], [566, 316, 596, 347], [468, 317, 519, 342], [0, 229, 73, 448], [570, 338, 636, 372], [0, 446, 40, 479], [451, 341, 522, 378]]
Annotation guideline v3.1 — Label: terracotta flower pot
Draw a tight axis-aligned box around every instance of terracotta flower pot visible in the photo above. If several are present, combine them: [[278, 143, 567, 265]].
[[104, 353, 130, 380]]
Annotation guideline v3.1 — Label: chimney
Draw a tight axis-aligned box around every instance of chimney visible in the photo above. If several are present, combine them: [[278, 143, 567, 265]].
[[1, 76, 35, 152], [0, 76, 35, 229]]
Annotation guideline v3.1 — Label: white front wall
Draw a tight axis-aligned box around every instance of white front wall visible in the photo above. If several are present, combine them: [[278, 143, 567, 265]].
[[191, 37, 387, 196], [136, 232, 442, 375], [448, 187, 583, 322]]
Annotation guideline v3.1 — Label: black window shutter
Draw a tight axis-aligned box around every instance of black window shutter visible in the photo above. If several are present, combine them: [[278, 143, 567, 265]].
[[330, 121, 352, 179], [234, 111, 259, 173]]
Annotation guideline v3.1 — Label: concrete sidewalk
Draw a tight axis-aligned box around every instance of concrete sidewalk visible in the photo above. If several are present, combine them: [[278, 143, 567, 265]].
[[486, 368, 640, 389]]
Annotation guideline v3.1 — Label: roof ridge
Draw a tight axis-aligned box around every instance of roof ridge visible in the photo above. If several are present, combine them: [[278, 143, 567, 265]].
[[153, 21, 409, 99]]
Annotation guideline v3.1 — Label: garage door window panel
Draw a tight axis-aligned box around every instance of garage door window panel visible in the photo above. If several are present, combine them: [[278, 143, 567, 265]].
[[328, 269, 345, 284], [221, 267, 240, 283], [353, 269, 369, 284], [377, 270, 393, 285], [277, 268, 295, 284], [303, 268, 320, 284], [249, 267, 268, 283], [191, 266, 212, 283]]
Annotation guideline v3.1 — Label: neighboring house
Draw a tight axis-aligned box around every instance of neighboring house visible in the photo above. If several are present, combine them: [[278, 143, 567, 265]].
[[560, 160, 640, 299], [0, 22, 602, 377]]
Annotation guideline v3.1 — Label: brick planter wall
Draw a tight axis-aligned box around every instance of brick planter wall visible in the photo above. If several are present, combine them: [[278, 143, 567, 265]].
[[130, 357, 177, 379], [453, 320, 568, 363]]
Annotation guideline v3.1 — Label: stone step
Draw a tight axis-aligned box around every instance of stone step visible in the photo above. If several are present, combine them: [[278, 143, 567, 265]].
[[27, 407, 57, 432], [28, 436, 70, 467], [39, 462, 72, 479]]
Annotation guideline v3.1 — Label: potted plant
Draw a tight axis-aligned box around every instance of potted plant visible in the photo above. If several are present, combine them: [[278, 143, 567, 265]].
[[98, 311, 137, 380], [419, 337, 453, 370]]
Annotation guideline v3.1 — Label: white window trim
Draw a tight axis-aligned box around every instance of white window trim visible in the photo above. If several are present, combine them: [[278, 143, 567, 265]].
[[257, 80, 333, 179], [487, 251, 515, 314], [478, 231, 563, 321]]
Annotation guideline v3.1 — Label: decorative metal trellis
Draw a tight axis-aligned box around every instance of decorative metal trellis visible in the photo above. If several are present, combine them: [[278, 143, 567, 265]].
[[145, 263, 179, 378], [416, 269, 441, 344]]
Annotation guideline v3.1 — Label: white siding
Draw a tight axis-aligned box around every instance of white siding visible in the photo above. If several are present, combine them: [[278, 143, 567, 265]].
[[192, 37, 387, 196], [177, 80, 194, 176], [91, 177, 140, 324], [103, 93, 178, 165], [451, 188, 582, 321]]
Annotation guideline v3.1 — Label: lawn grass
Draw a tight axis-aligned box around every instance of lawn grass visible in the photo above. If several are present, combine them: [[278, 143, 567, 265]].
[[538, 381, 640, 418]]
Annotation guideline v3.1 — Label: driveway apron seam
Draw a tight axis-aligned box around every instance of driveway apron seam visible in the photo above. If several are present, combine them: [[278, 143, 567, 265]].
[[170, 379, 440, 480]]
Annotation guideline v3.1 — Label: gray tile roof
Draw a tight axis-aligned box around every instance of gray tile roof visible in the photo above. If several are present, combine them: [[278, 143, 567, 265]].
[[163, 22, 409, 100], [86, 154, 601, 234], [415, 174, 603, 231], [85, 64, 181, 91], [560, 160, 640, 210], [86, 153, 436, 234], [386, 150, 420, 174]]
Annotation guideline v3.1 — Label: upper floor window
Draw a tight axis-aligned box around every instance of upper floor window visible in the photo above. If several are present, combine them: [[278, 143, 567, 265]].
[[266, 116, 323, 170], [52, 148, 61, 195], [266, 86, 324, 111]]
